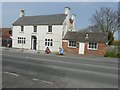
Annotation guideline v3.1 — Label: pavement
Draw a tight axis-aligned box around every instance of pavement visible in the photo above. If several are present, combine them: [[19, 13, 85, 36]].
[[1, 47, 118, 61], [2, 47, 119, 88]]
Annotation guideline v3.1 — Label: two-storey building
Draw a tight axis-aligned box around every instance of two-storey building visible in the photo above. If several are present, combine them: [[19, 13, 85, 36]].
[[12, 7, 76, 52]]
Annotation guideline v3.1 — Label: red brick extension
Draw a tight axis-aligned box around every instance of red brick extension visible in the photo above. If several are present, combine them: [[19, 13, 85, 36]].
[[62, 41, 107, 57]]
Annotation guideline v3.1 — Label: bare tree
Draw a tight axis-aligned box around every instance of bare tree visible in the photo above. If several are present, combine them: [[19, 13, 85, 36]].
[[91, 7, 118, 44]]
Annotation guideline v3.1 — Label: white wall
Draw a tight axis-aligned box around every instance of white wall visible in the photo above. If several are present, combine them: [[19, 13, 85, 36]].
[[12, 25, 63, 52]]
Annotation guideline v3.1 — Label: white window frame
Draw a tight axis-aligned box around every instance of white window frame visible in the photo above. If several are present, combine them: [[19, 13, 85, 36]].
[[68, 41, 77, 48], [45, 39, 53, 46], [48, 26, 52, 33], [21, 26, 24, 32], [18, 37, 26, 44], [88, 42, 98, 50], [33, 26, 37, 32]]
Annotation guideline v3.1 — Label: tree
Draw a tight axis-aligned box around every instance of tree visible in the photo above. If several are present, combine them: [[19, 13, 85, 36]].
[[91, 7, 118, 45]]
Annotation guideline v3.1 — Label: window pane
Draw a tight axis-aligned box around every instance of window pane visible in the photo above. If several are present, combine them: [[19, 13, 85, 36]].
[[51, 42, 53, 46], [48, 42, 50, 46], [21, 26, 24, 32], [19, 40, 21, 43], [45, 42, 47, 46], [48, 26, 52, 32], [24, 40, 25, 44], [34, 26, 37, 32]]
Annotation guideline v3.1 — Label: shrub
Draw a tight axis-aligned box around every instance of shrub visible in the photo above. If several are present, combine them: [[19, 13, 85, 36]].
[[104, 51, 120, 58]]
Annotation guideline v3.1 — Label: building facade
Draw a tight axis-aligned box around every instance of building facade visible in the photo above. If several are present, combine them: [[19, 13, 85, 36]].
[[62, 31, 108, 56], [0, 28, 12, 47], [12, 7, 76, 52]]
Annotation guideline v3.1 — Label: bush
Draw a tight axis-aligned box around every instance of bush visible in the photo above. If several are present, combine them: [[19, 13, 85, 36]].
[[104, 51, 120, 58]]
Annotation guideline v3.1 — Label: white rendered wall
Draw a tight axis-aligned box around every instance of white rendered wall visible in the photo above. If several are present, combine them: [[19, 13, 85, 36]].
[[12, 25, 63, 52]]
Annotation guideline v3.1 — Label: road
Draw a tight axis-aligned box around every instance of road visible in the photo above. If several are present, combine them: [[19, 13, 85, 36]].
[[2, 48, 118, 88]]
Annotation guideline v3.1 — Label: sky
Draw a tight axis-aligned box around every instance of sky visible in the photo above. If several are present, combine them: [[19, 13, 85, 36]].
[[1, 2, 119, 39]]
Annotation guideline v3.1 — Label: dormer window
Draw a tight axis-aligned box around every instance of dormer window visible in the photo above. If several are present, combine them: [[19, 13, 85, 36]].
[[85, 33, 89, 38], [48, 26, 52, 32], [21, 26, 24, 32], [34, 26, 37, 32]]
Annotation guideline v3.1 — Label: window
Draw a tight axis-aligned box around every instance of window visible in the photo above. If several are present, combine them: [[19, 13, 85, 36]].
[[69, 41, 76, 47], [21, 26, 24, 32], [45, 39, 53, 46], [48, 26, 52, 32], [88, 43, 98, 50], [34, 26, 37, 32], [85, 33, 89, 38], [9, 31, 12, 34], [18, 37, 26, 44]]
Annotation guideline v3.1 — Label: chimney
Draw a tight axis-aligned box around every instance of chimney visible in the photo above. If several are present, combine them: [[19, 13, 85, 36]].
[[71, 14, 76, 31], [20, 9, 25, 17], [65, 7, 70, 18]]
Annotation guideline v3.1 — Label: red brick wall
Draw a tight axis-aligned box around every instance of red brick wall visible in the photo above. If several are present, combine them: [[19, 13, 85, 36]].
[[84, 42, 107, 56], [62, 41, 107, 56], [62, 41, 79, 54]]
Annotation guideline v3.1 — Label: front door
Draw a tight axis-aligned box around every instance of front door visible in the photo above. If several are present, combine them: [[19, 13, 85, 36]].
[[79, 42, 85, 54], [31, 36, 37, 50]]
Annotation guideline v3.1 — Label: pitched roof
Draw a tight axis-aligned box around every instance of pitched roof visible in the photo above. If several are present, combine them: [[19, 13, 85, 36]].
[[63, 31, 108, 43], [13, 14, 67, 26]]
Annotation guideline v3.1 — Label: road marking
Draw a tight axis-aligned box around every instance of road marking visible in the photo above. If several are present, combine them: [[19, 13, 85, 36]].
[[4, 71, 19, 77], [32, 78, 39, 81], [85, 64, 118, 69], [32, 78, 53, 85]]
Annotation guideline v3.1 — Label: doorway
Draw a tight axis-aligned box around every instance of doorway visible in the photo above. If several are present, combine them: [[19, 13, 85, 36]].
[[79, 42, 85, 54], [31, 36, 37, 50]]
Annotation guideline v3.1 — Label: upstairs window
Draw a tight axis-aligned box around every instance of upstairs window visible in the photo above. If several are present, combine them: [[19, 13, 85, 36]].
[[69, 41, 76, 47], [88, 43, 98, 50], [48, 26, 52, 32], [34, 26, 37, 32], [21, 26, 24, 32]]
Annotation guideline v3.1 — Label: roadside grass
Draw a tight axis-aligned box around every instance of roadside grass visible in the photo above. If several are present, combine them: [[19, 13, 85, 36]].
[[104, 45, 120, 58], [104, 51, 120, 58]]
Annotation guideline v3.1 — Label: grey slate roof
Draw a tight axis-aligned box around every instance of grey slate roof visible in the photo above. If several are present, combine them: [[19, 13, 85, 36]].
[[63, 31, 108, 43], [13, 14, 67, 26]]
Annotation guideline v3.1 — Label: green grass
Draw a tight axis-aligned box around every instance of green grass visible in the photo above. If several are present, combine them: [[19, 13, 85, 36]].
[[104, 51, 120, 58]]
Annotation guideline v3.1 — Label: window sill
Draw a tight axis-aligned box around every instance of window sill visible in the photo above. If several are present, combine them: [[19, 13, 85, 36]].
[[46, 32, 52, 34], [32, 32, 37, 34], [88, 48, 98, 51], [68, 46, 77, 48], [19, 31, 24, 33]]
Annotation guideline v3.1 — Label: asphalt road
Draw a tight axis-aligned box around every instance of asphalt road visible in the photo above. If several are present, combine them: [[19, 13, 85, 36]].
[[2, 48, 118, 88]]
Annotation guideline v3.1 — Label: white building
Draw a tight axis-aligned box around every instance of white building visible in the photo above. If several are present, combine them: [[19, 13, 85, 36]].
[[12, 7, 76, 52]]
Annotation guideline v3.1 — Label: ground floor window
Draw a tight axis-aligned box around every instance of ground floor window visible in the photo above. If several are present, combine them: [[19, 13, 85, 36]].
[[18, 37, 26, 44], [45, 39, 53, 46], [69, 41, 76, 47], [88, 43, 98, 50]]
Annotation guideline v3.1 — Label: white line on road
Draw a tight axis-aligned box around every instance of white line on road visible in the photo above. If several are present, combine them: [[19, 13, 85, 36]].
[[32, 78, 53, 85], [85, 64, 118, 69], [4, 71, 19, 77]]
